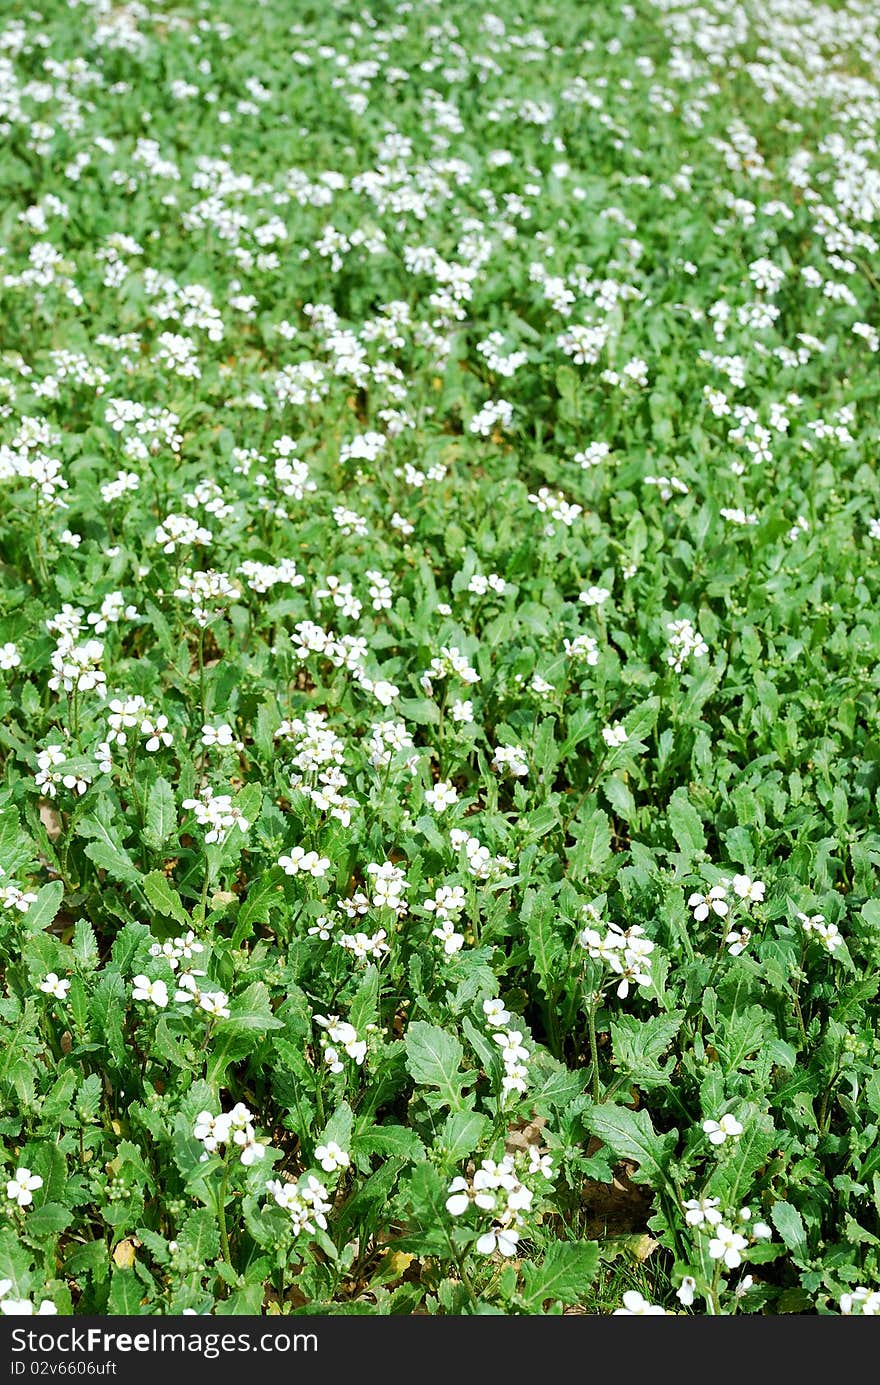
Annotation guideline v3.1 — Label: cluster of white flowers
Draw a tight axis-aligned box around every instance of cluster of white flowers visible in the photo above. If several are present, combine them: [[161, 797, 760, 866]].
[[450, 828, 511, 880], [666, 618, 709, 673], [265, 1174, 331, 1239], [527, 487, 583, 535], [687, 873, 765, 955], [279, 846, 331, 878], [798, 911, 843, 954], [367, 718, 418, 773], [34, 744, 89, 798], [314, 1013, 367, 1070], [446, 1147, 552, 1256], [420, 644, 480, 694], [194, 1103, 265, 1166], [182, 786, 250, 844], [683, 1194, 772, 1277], [424, 883, 468, 956], [563, 633, 600, 665], [577, 905, 656, 999], [479, 997, 530, 1101], [840, 1286, 880, 1316], [174, 570, 241, 627], [491, 744, 529, 778]]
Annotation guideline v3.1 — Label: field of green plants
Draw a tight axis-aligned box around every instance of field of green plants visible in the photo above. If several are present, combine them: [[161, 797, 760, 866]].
[[0, 0, 879, 1319]]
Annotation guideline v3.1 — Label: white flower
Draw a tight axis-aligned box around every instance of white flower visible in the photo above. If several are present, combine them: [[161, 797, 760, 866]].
[[684, 1197, 723, 1228], [708, 1224, 749, 1269], [676, 1276, 697, 1307], [797, 912, 843, 953], [483, 998, 511, 1027], [433, 919, 465, 955], [602, 722, 627, 748], [476, 1226, 519, 1257], [732, 874, 765, 903], [688, 885, 729, 922], [0, 643, 21, 670], [141, 714, 173, 752], [445, 1176, 471, 1217], [279, 847, 332, 878], [234, 1130, 266, 1166], [613, 1290, 666, 1315], [492, 744, 528, 777], [425, 780, 458, 811], [6, 1168, 43, 1208], [39, 973, 70, 1000], [201, 722, 235, 748], [315, 1141, 349, 1173], [450, 698, 474, 723], [579, 585, 611, 607], [725, 926, 751, 956], [702, 1114, 743, 1145], [132, 975, 169, 1008], [198, 989, 231, 1019]]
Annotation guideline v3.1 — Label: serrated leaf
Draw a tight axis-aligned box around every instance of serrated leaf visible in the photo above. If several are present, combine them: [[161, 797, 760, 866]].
[[72, 917, 100, 969], [520, 1241, 599, 1310], [143, 870, 189, 926], [404, 1021, 474, 1111], [572, 809, 612, 871], [108, 1267, 147, 1314], [22, 880, 64, 933], [144, 777, 176, 848], [583, 1103, 677, 1189], [770, 1201, 808, 1256], [222, 981, 283, 1035], [667, 788, 706, 858]]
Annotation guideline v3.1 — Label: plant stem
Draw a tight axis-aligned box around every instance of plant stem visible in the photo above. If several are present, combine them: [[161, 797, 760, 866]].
[[587, 994, 601, 1103], [217, 1163, 231, 1265]]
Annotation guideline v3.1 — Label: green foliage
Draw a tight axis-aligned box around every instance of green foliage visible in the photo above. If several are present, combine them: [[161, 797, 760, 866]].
[[0, 0, 878, 1321]]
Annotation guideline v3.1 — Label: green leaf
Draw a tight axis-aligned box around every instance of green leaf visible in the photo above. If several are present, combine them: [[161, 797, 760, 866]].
[[144, 776, 176, 847], [72, 918, 100, 969], [27, 1202, 73, 1236], [770, 1201, 808, 1257], [108, 1267, 147, 1314], [440, 1110, 490, 1161], [179, 1208, 220, 1265], [0, 1228, 33, 1297], [83, 837, 141, 886], [354, 1125, 426, 1164], [222, 981, 284, 1035], [583, 1103, 677, 1189], [572, 809, 612, 872], [520, 1241, 599, 1310], [610, 1011, 684, 1088], [22, 881, 64, 934], [524, 894, 563, 999], [404, 1021, 474, 1111], [143, 870, 190, 926], [667, 788, 706, 858]]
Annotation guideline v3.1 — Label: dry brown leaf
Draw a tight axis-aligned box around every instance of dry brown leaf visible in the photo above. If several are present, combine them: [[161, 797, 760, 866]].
[[112, 1238, 138, 1269], [384, 1250, 415, 1277], [39, 800, 62, 841], [505, 1115, 547, 1154]]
